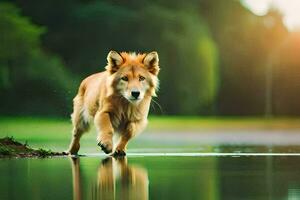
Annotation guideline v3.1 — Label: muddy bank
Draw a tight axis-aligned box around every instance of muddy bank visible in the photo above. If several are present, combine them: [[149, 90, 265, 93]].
[[0, 137, 64, 158]]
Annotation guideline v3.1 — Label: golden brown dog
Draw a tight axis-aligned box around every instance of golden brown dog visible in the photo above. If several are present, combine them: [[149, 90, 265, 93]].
[[67, 51, 160, 156]]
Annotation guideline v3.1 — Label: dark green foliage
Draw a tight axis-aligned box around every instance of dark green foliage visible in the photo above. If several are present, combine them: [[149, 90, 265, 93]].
[[0, 0, 299, 116], [0, 2, 76, 116]]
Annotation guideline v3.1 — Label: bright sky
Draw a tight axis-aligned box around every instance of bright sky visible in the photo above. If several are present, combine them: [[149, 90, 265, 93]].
[[241, 0, 300, 31]]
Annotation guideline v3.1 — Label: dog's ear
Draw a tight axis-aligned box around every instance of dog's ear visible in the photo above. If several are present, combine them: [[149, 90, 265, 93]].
[[106, 51, 124, 73], [143, 51, 160, 75]]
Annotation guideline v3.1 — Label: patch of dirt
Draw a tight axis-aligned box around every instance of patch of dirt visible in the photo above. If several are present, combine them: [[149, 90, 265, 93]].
[[0, 137, 65, 158]]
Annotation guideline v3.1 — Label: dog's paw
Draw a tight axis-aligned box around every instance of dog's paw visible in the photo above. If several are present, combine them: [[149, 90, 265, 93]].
[[98, 141, 113, 154], [112, 149, 126, 157], [63, 150, 78, 156], [67, 142, 80, 155]]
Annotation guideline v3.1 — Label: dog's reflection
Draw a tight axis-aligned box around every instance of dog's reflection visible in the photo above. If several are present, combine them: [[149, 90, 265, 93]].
[[70, 157, 149, 200]]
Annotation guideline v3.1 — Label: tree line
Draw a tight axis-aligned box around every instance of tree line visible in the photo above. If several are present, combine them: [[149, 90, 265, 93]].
[[0, 0, 299, 116]]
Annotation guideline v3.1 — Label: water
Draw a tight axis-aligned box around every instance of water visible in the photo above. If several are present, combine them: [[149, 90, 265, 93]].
[[1, 154, 300, 200], [2, 126, 300, 200]]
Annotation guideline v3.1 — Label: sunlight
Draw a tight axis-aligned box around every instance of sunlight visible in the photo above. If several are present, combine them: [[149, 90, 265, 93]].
[[242, 0, 300, 31]]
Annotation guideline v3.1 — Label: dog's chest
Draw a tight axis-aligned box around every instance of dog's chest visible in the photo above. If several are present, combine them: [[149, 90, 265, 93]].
[[110, 105, 142, 131]]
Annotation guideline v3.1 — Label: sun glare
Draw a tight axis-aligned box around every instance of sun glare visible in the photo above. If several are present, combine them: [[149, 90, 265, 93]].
[[242, 0, 300, 31]]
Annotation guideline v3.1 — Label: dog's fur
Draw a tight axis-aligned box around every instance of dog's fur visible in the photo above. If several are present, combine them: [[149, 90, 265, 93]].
[[67, 51, 160, 156]]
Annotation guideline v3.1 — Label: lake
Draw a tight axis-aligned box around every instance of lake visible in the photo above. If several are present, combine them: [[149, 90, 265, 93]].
[[2, 150, 300, 199], [1, 118, 300, 199]]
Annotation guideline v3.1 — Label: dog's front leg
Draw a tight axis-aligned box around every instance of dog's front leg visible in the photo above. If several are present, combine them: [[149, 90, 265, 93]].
[[95, 111, 113, 154], [113, 132, 132, 157], [113, 122, 138, 157], [113, 120, 147, 156]]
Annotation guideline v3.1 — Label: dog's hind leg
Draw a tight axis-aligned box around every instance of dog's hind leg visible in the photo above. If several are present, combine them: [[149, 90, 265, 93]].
[[67, 95, 90, 155]]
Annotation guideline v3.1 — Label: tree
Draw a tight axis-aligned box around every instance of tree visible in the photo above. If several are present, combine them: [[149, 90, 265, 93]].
[[0, 2, 76, 116]]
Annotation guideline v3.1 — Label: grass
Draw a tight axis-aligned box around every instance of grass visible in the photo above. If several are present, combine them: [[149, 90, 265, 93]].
[[0, 117, 75, 151], [0, 117, 71, 140], [148, 116, 300, 130], [1, 116, 300, 152], [0, 136, 63, 158], [1, 116, 300, 138]]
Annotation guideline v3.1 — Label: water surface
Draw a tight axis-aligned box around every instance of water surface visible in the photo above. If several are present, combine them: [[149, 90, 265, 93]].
[[2, 123, 300, 200], [1, 154, 300, 200]]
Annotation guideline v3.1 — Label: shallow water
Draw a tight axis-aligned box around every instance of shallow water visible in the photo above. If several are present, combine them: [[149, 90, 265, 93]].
[[2, 127, 300, 200], [1, 154, 300, 200]]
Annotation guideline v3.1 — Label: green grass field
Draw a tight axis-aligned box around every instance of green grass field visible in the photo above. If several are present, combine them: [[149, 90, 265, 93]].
[[1, 116, 300, 138], [1, 116, 300, 152]]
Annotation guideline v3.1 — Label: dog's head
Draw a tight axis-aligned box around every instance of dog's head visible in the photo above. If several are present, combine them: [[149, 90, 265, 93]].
[[106, 51, 160, 104]]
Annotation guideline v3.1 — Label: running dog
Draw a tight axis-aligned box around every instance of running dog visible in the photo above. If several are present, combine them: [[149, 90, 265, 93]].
[[67, 51, 160, 156]]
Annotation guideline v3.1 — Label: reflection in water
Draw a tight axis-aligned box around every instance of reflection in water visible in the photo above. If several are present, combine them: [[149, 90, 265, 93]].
[[70, 157, 148, 200], [2, 155, 300, 200], [70, 157, 81, 200]]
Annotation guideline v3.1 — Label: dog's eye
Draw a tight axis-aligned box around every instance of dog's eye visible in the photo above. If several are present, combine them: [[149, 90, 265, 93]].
[[121, 76, 128, 81], [139, 76, 145, 81]]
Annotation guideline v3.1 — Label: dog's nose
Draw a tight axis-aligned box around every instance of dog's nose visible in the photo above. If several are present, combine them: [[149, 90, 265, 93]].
[[131, 91, 140, 99]]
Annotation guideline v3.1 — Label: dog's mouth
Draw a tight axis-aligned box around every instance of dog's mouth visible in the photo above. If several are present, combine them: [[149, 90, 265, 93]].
[[128, 97, 141, 103]]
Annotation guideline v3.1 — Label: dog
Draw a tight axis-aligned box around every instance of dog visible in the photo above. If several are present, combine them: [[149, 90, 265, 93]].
[[67, 51, 160, 156]]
